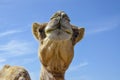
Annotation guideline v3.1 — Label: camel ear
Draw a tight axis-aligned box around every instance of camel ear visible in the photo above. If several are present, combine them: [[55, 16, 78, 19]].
[[32, 23, 47, 40], [72, 25, 85, 45], [3, 65, 11, 69]]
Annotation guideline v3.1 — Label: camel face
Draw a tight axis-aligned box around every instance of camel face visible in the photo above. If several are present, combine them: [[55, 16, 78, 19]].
[[45, 11, 73, 40], [32, 11, 84, 45]]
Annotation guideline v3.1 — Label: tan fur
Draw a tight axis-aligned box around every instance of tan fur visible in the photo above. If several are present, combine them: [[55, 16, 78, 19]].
[[0, 65, 31, 80], [32, 11, 85, 80], [32, 23, 47, 40]]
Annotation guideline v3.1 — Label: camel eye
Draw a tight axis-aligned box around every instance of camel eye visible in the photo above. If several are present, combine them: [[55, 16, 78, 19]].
[[74, 32, 79, 38], [75, 34, 78, 38], [39, 29, 43, 33]]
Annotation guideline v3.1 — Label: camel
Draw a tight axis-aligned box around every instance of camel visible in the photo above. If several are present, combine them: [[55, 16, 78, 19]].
[[0, 65, 31, 80], [32, 11, 85, 80]]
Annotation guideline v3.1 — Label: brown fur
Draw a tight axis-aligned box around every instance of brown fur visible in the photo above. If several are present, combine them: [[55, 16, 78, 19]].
[[32, 11, 85, 80], [0, 65, 31, 80]]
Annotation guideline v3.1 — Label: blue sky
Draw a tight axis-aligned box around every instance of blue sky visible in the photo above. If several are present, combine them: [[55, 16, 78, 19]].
[[0, 0, 120, 80]]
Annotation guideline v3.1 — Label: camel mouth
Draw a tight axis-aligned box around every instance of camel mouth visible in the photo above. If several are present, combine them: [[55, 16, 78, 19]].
[[45, 27, 72, 35], [45, 28, 73, 40]]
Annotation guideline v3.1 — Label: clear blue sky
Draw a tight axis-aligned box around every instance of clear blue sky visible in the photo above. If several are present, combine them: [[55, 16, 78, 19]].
[[0, 0, 120, 80]]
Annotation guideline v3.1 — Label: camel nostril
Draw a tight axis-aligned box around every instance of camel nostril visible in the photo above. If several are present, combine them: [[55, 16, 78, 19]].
[[58, 26, 61, 29], [57, 23, 61, 29]]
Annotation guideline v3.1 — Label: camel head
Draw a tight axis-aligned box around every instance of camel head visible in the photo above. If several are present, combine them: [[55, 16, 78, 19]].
[[32, 11, 85, 45]]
